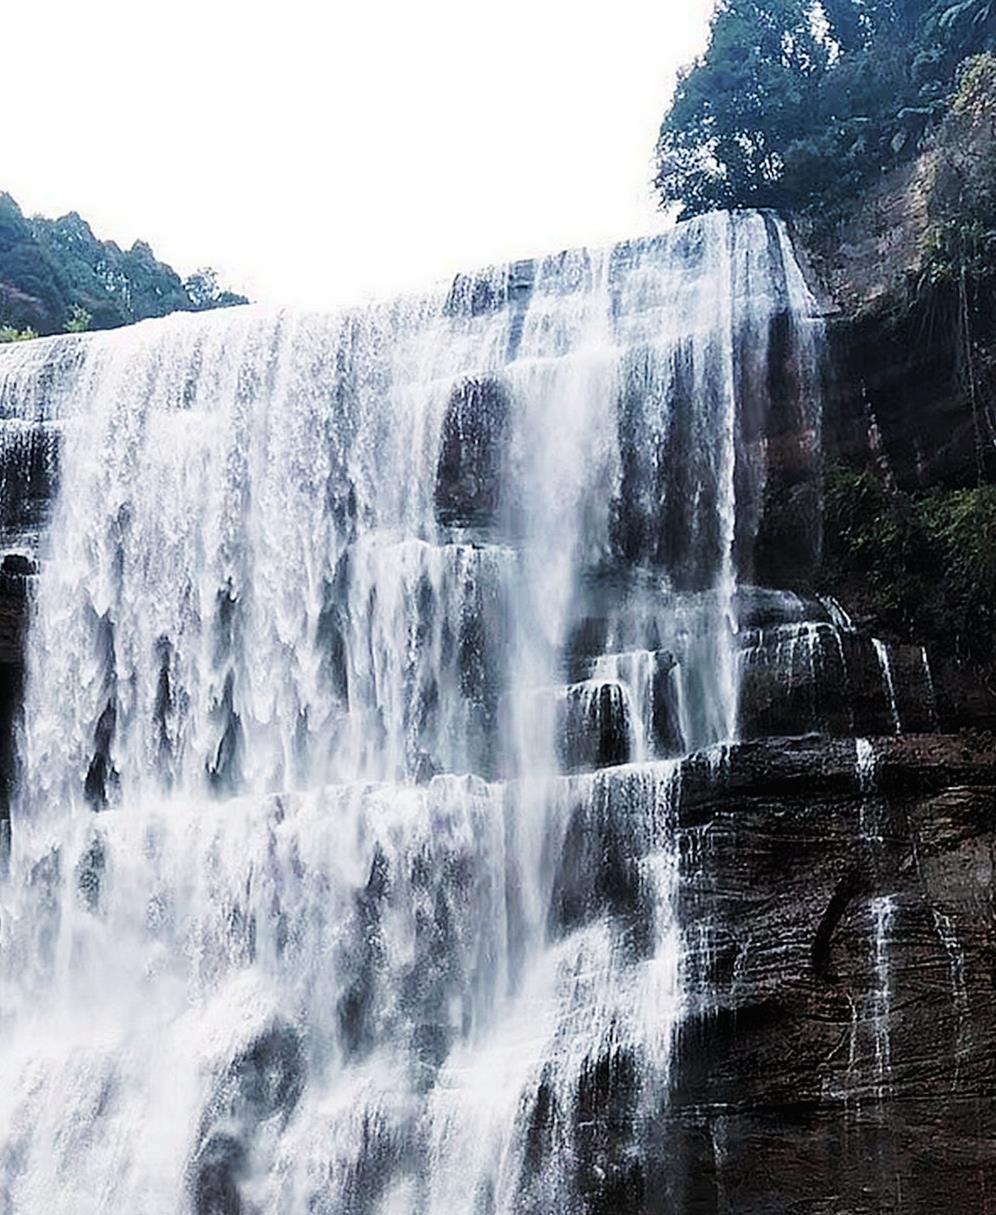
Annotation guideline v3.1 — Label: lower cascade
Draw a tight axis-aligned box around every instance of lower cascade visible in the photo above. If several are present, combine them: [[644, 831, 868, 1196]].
[[0, 210, 986, 1213]]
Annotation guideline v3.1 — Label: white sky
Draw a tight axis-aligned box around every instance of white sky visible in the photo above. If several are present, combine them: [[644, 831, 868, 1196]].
[[3, 1, 714, 308]]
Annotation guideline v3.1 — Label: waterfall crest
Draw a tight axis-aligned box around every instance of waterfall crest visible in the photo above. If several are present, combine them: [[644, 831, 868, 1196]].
[[0, 211, 825, 1213]]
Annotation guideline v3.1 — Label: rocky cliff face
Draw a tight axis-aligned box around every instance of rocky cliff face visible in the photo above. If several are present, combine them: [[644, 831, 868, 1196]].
[[668, 733, 996, 1213], [665, 187, 996, 1210]]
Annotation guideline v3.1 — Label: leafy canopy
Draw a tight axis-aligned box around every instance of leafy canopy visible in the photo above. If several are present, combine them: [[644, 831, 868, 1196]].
[[656, 0, 996, 216]]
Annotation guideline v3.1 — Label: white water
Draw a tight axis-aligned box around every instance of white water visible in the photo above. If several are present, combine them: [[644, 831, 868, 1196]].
[[870, 895, 896, 1102], [0, 212, 824, 1212], [855, 737, 877, 794], [920, 646, 938, 729], [873, 639, 902, 734]]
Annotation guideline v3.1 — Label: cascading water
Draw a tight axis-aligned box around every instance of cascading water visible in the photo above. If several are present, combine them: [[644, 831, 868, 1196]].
[[0, 210, 825, 1213]]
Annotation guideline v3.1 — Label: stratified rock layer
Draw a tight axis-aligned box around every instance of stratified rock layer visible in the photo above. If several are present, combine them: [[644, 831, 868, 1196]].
[[667, 734, 996, 1214]]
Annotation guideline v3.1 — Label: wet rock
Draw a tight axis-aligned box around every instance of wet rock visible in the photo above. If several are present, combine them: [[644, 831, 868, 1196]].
[[84, 610, 119, 809], [737, 626, 895, 738], [558, 681, 633, 773], [548, 768, 662, 952], [650, 654, 685, 757], [336, 848, 389, 1061], [84, 700, 118, 809], [573, 1046, 645, 1215], [413, 750, 441, 786], [226, 1022, 305, 1123], [0, 652, 22, 819], [0, 423, 61, 548], [661, 732, 996, 1213], [0, 552, 37, 578], [75, 833, 106, 912], [435, 377, 511, 529], [206, 671, 243, 794], [191, 1022, 305, 1215], [192, 1133, 245, 1215], [317, 553, 351, 702]]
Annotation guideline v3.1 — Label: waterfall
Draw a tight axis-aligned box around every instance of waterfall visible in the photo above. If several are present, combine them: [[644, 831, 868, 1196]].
[[0, 211, 824, 1213], [870, 895, 896, 1102], [872, 639, 901, 734]]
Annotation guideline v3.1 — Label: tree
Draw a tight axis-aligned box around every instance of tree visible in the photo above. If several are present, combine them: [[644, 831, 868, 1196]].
[[656, 0, 833, 215], [0, 190, 250, 337], [184, 267, 248, 312], [65, 304, 92, 333], [655, 0, 996, 217]]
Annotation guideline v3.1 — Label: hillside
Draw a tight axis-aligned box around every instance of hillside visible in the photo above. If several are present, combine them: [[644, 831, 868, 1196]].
[[0, 191, 247, 337]]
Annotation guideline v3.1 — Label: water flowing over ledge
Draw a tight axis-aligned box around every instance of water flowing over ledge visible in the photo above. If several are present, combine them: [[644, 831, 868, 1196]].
[[0, 211, 855, 1213]]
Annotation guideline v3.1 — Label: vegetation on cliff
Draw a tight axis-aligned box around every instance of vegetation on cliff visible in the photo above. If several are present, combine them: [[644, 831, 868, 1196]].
[[0, 192, 247, 338], [914, 52, 996, 289], [821, 464, 996, 689], [655, 0, 996, 218]]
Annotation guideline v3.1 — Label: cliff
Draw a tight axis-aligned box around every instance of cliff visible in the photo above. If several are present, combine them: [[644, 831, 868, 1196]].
[[0, 212, 993, 1212], [649, 122, 996, 1212], [788, 77, 996, 743]]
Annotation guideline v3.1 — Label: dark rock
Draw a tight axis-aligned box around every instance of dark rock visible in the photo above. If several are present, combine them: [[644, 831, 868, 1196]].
[[1, 552, 37, 577], [75, 833, 106, 912], [0, 656, 22, 819], [317, 553, 351, 702], [84, 700, 118, 810], [737, 627, 908, 739], [659, 732, 996, 1212], [206, 671, 243, 794], [191, 1022, 305, 1214], [192, 1133, 245, 1215], [0, 424, 61, 549], [547, 767, 661, 950], [558, 681, 633, 773], [573, 1046, 645, 1215], [336, 848, 389, 1061], [434, 376, 511, 529], [650, 653, 685, 757], [227, 1022, 305, 1123]]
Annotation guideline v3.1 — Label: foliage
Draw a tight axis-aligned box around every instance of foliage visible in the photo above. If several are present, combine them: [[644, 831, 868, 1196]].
[[64, 304, 91, 333], [0, 325, 37, 343], [821, 462, 996, 661], [656, 0, 996, 217], [916, 53, 996, 287], [184, 267, 249, 312], [0, 191, 248, 337]]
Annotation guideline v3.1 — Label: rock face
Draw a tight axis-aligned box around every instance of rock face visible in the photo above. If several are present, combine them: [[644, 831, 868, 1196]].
[[0, 555, 32, 822], [0, 210, 992, 1211], [822, 294, 996, 495], [667, 734, 996, 1214]]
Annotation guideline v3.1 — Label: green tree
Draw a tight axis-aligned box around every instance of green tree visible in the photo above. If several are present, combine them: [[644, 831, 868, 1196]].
[[65, 304, 92, 333], [655, 0, 833, 215], [655, 0, 996, 217], [184, 267, 248, 312]]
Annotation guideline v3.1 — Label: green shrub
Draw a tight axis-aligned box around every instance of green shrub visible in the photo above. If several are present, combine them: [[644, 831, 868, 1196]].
[[64, 305, 91, 334], [917, 485, 996, 639], [917, 54, 996, 288], [821, 463, 996, 663], [0, 325, 38, 343]]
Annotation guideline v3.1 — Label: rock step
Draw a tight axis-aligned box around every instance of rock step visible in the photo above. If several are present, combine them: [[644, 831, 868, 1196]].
[[738, 623, 936, 739]]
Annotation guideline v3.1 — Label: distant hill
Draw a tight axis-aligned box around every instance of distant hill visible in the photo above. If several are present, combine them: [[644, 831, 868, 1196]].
[[0, 191, 248, 337]]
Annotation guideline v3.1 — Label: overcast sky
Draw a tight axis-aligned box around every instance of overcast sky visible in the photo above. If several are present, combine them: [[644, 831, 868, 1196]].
[[4, 1, 714, 307]]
